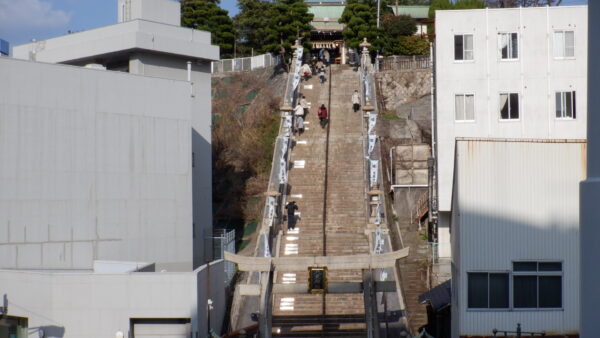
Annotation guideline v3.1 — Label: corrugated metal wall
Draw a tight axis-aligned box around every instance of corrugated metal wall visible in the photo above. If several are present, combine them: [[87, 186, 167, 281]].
[[453, 139, 585, 336]]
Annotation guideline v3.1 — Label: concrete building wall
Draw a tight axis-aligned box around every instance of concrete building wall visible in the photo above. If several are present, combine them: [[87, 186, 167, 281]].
[[119, 0, 181, 26], [0, 260, 227, 338], [451, 139, 584, 336], [435, 6, 588, 214], [0, 57, 195, 271], [131, 52, 214, 267]]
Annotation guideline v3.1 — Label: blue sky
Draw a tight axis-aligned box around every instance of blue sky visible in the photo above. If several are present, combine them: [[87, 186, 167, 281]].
[[0, 0, 589, 47]]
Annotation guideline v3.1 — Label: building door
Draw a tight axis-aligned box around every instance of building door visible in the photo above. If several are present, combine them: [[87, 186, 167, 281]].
[[131, 318, 191, 338]]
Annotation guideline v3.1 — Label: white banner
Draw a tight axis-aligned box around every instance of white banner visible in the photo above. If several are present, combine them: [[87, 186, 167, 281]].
[[296, 47, 303, 61], [264, 233, 271, 257], [266, 196, 276, 228], [368, 134, 377, 155], [370, 159, 379, 187], [368, 113, 377, 134], [374, 225, 384, 254], [281, 135, 289, 156], [279, 157, 287, 184], [292, 72, 300, 91], [284, 115, 292, 130], [374, 203, 382, 225]]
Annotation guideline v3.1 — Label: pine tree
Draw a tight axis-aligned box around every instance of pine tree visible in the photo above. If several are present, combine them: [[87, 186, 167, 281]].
[[181, 0, 235, 58], [339, 0, 393, 51], [267, 0, 314, 54], [234, 0, 274, 56], [234, 0, 313, 61], [380, 13, 429, 56]]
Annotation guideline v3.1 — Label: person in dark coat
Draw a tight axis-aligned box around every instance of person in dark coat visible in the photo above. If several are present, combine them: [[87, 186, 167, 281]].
[[286, 201, 299, 230]]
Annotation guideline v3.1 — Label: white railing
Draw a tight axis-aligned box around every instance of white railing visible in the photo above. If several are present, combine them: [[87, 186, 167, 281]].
[[211, 54, 281, 74], [378, 55, 431, 72]]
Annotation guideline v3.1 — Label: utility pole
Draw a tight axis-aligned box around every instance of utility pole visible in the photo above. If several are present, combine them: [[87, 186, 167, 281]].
[[377, 0, 381, 28]]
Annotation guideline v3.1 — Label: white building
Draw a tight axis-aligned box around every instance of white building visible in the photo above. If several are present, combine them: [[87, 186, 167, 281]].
[[0, 1, 228, 336], [0, 259, 226, 338], [450, 139, 583, 337], [10, 0, 218, 270], [434, 6, 587, 259]]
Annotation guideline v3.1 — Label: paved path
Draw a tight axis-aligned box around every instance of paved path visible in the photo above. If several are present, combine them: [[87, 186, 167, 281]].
[[272, 66, 370, 318]]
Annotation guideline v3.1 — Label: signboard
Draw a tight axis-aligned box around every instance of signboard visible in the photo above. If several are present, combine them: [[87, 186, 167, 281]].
[[308, 267, 328, 293]]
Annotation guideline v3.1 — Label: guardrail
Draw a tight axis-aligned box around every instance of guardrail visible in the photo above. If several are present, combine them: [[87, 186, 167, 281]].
[[254, 47, 303, 261], [229, 48, 301, 332], [211, 54, 281, 74], [360, 42, 412, 334], [377, 55, 431, 72]]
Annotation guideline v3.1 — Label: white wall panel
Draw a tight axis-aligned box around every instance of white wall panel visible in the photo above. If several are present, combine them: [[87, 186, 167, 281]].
[[435, 6, 588, 212], [452, 140, 584, 336], [0, 58, 194, 271]]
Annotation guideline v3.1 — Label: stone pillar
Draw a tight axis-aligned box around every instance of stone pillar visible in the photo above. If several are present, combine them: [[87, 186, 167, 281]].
[[359, 37, 371, 72]]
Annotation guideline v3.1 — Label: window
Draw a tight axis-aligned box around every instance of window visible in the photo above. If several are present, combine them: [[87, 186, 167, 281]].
[[554, 30, 575, 58], [455, 94, 475, 121], [556, 91, 576, 119], [513, 261, 562, 309], [454, 34, 474, 61], [499, 93, 519, 120], [468, 272, 509, 309], [499, 33, 519, 60]]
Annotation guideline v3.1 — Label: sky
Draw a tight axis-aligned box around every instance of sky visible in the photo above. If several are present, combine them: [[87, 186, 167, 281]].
[[0, 0, 589, 47]]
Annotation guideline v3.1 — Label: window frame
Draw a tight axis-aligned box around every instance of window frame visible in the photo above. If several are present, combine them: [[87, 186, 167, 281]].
[[498, 92, 520, 121], [466, 271, 510, 310], [512, 261, 563, 310], [555, 90, 577, 120], [498, 32, 519, 61], [454, 93, 476, 122], [454, 34, 474, 62], [467, 261, 564, 312], [553, 30, 575, 60]]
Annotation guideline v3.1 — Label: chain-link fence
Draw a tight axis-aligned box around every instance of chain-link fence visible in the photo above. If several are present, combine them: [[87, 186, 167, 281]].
[[211, 229, 236, 285], [211, 54, 281, 74]]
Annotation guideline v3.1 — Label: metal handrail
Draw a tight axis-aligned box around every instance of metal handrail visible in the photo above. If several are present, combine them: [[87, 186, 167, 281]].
[[360, 47, 412, 334], [230, 50, 299, 331]]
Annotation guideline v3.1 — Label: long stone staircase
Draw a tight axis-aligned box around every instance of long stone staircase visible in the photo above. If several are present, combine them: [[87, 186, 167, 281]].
[[271, 65, 370, 332]]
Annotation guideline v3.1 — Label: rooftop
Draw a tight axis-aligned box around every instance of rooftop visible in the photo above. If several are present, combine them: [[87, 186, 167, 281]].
[[390, 5, 429, 19], [12, 19, 219, 64]]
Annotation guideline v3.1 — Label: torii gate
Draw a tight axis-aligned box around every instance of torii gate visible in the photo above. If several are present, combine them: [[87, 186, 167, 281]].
[[225, 248, 410, 337]]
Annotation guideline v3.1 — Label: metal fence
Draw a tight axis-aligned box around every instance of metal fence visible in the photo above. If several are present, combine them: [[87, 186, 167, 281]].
[[211, 54, 281, 74], [377, 55, 431, 72], [212, 229, 236, 285], [430, 242, 451, 265]]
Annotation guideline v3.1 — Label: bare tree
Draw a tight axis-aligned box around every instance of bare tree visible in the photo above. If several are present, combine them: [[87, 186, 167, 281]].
[[486, 0, 563, 7]]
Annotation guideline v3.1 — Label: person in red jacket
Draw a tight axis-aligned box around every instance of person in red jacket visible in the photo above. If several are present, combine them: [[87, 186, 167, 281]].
[[317, 104, 328, 128]]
